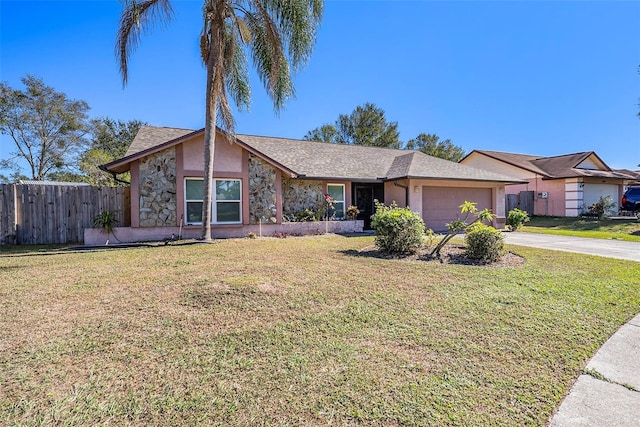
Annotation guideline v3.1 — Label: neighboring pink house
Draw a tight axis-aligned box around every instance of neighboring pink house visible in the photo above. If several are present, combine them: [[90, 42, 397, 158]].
[[460, 150, 640, 217], [89, 126, 525, 243]]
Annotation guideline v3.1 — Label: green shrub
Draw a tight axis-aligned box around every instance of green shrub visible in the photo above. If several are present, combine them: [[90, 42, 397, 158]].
[[294, 208, 320, 222], [464, 223, 505, 262], [507, 208, 530, 230], [370, 201, 425, 254]]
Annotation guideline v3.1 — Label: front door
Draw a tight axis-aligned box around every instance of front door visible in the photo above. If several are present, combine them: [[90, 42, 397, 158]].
[[355, 185, 375, 229]]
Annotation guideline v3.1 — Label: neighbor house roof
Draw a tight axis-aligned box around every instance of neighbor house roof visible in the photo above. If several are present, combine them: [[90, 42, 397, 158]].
[[104, 126, 525, 184], [465, 149, 640, 181], [18, 180, 90, 186]]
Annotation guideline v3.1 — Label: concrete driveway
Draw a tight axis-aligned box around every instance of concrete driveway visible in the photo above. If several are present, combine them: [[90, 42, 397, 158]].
[[502, 232, 640, 262]]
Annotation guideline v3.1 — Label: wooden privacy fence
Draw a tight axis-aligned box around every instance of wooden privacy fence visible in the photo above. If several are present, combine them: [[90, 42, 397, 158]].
[[0, 184, 130, 245], [505, 191, 534, 216]]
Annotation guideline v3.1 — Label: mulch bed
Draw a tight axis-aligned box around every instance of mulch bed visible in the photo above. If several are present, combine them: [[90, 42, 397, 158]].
[[357, 243, 526, 267]]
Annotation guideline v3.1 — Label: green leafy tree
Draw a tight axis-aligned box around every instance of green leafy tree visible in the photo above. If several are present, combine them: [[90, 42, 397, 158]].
[[79, 148, 123, 186], [406, 133, 466, 162], [0, 75, 90, 180], [0, 171, 28, 184], [305, 102, 401, 148], [304, 124, 338, 143], [117, 0, 323, 240], [78, 118, 145, 186], [46, 170, 87, 183], [90, 118, 145, 159]]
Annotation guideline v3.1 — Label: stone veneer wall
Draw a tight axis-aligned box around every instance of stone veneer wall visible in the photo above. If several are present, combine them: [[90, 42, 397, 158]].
[[138, 148, 177, 227], [282, 178, 324, 218], [248, 154, 277, 224]]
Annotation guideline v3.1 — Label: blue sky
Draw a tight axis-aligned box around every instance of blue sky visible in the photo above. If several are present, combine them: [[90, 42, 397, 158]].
[[1, 0, 639, 176]]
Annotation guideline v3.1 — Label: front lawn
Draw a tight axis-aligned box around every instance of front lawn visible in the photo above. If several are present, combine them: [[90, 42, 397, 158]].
[[522, 216, 640, 241], [1, 236, 639, 426]]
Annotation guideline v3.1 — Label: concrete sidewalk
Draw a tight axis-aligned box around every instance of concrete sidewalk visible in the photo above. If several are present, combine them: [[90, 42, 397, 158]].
[[501, 232, 640, 426], [549, 314, 640, 426]]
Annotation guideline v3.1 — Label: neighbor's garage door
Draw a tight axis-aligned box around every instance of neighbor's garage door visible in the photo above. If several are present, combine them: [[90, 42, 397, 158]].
[[583, 184, 619, 212], [422, 187, 492, 231]]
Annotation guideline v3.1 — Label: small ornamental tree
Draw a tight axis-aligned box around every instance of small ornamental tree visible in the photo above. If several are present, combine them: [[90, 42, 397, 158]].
[[429, 201, 496, 258], [370, 201, 425, 254]]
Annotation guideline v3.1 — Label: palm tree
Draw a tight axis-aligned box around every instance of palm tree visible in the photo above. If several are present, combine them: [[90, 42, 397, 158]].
[[116, 0, 323, 240]]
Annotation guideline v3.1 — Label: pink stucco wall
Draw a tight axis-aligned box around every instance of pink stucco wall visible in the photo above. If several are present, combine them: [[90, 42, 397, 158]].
[[84, 221, 365, 244], [181, 132, 244, 174], [384, 181, 408, 207], [505, 178, 566, 216]]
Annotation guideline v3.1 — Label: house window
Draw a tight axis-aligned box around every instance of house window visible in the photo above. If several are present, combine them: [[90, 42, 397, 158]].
[[327, 184, 345, 219], [185, 178, 242, 224]]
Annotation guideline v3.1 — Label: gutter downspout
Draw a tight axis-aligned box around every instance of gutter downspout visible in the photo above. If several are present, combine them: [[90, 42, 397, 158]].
[[393, 181, 409, 207], [99, 165, 131, 186], [110, 172, 131, 186]]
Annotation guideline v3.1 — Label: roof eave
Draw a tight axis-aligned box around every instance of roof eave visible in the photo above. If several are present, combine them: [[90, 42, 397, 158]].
[[469, 151, 550, 178], [391, 175, 527, 185], [295, 174, 384, 182]]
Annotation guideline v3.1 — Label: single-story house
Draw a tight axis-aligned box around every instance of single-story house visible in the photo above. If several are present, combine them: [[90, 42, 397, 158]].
[[460, 150, 640, 217], [90, 126, 525, 243]]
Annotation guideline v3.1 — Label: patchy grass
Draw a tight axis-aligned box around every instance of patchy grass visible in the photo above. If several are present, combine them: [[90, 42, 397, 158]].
[[1, 236, 639, 426], [523, 216, 640, 241]]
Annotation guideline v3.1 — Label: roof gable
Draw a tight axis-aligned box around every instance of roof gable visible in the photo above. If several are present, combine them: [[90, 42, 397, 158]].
[[464, 149, 638, 181], [126, 126, 197, 157]]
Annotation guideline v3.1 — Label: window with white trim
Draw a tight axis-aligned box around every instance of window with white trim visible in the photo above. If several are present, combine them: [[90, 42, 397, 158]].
[[327, 184, 345, 219], [185, 178, 242, 224]]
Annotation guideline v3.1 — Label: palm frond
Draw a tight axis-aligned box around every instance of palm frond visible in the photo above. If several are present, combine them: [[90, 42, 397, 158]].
[[260, 0, 323, 71], [116, 0, 173, 86], [223, 22, 251, 112]]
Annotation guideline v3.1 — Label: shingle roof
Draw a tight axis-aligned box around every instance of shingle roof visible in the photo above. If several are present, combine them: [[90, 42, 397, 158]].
[[106, 126, 525, 184], [125, 126, 198, 157], [236, 134, 524, 183], [470, 149, 640, 180]]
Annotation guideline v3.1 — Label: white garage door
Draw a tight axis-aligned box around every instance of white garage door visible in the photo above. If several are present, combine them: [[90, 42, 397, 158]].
[[583, 184, 619, 213], [422, 187, 492, 231]]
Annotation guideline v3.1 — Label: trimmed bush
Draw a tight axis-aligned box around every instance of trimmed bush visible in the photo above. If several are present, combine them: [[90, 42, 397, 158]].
[[465, 223, 505, 262], [507, 208, 530, 230], [370, 201, 425, 254]]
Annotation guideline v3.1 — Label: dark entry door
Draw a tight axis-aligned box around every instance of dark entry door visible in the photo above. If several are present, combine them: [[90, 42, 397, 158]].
[[355, 185, 375, 229]]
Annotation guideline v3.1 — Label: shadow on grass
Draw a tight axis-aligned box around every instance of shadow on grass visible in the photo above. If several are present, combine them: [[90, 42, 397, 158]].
[[0, 240, 217, 258]]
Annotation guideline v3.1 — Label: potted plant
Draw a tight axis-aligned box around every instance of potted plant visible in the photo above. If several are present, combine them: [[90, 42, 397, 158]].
[[346, 205, 360, 220], [93, 211, 118, 244]]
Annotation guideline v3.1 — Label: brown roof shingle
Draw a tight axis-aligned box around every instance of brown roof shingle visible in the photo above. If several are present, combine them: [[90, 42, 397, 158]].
[[107, 126, 526, 184], [469, 149, 640, 180]]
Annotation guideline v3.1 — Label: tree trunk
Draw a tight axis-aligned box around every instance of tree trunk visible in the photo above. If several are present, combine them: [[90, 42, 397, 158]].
[[201, 56, 218, 241], [200, 12, 225, 241]]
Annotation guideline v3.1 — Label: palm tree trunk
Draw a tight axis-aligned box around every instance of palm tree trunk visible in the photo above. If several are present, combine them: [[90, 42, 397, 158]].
[[200, 12, 224, 241], [201, 58, 217, 241]]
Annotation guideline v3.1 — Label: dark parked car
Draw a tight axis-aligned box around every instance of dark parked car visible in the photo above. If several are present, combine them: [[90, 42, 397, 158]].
[[621, 187, 640, 212]]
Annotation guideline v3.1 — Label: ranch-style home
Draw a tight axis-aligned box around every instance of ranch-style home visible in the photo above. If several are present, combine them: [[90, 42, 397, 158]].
[[89, 126, 524, 244], [460, 150, 640, 217]]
